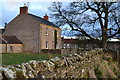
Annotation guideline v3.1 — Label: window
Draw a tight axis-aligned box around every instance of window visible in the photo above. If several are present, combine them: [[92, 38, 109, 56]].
[[57, 31, 59, 37], [56, 43, 59, 49], [67, 44, 70, 48], [46, 41, 48, 49], [75, 44, 77, 48], [64, 44, 66, 48], [52, 30, 54, 36], [10, 46, 13, 50], [46, 27, 48, 35]]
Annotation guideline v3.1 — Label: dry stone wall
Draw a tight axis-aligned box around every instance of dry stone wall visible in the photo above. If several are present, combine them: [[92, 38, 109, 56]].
[[0, 49, 120, 79]]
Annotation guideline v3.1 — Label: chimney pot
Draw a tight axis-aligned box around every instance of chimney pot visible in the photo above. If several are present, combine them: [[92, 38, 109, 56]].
[[20, 6, 28, 14], [44, 14, 49, 20]]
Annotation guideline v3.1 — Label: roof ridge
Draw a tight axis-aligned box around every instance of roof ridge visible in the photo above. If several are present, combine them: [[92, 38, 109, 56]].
[[28, 13, 59, 29]]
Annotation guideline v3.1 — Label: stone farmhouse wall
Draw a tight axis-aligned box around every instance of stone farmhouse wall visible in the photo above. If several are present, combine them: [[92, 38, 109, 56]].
[[0, 49, 120, 79], [40, 24, 61, 49], [3, 14, 40, 53]]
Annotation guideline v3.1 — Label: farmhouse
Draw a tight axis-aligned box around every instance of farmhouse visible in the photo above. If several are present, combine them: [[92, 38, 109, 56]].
[[2, 5, 61, 53]]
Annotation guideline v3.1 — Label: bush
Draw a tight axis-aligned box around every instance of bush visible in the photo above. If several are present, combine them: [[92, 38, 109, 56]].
[[41, 49, 61, 54]]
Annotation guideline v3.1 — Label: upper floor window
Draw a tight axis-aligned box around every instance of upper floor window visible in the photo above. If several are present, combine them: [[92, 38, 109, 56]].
[[46, 27, 48, 35], [55, 31, 59, 37], [52, 30, 54, 36], [57, 31, 59, 37]]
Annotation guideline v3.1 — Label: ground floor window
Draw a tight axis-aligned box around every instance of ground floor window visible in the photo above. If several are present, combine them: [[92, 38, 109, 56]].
[[10, 46, 13, 50], [46, 41, 48, 49], [56, 43, 59, 49]]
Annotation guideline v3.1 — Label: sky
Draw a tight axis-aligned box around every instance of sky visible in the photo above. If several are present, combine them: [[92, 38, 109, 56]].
[[0, 0, 79, 37], [0, 0, 119, 29], [0, 0, 119, 37], [0, 0, 60, 28]]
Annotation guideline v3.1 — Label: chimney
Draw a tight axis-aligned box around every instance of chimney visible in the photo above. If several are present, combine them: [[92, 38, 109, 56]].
[[20, 5, 28, 14], [44, 14, 49, 20]]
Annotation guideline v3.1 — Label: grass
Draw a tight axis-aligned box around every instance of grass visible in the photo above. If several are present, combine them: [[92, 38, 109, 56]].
[[1, 53, 68, 65]]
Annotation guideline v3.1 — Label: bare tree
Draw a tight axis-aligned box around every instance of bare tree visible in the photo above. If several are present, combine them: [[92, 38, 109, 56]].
[[49, 1, 120, 48]]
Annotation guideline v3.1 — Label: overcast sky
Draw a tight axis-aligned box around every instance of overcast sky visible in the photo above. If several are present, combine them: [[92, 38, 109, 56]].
[[0, 1, 54, 28], [0, 0, 77, 36], [0, 0, 72, 29], [1, 0, 119, 37], [0, 0, 119, 29]]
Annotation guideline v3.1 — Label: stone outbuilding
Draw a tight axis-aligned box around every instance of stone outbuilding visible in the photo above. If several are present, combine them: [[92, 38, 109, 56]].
[[0, 35, 22, 53]]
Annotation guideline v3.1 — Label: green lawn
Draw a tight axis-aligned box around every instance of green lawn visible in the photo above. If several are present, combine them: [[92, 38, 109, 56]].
[[1, 53, 67, 65]]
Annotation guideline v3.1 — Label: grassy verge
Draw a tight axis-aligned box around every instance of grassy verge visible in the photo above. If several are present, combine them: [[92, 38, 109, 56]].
[[2, 53, 68, 65]]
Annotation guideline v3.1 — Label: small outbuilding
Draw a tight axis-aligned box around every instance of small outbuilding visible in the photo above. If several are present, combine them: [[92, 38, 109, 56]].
[[0, 35, 23, 53]]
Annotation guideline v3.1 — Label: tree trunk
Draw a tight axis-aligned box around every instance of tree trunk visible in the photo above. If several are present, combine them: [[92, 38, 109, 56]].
[[102, 6, 108, 49], [102, 28, 108, 49]]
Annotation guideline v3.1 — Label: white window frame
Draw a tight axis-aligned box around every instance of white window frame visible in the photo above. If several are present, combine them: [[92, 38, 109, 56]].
[[56, 43, 59, 49], [75, 44, 77, 48], [67, 44, 70, 48], [46, 27, 48, 35], [10, 46, 13, 50], [57, 31, 59, 37], [52, 30, 54, 36], [46, 41, 48, 49]]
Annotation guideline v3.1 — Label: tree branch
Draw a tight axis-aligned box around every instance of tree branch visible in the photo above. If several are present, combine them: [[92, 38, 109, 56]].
[[108, 28, 120, 38]]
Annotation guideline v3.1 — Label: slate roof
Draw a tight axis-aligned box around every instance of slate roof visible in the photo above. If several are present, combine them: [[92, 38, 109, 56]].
[[63, 39, 79, 43], [0, 37, 6, 44], [63, 39, 101, 44], [1, 35, 22, 44], [107, 41, 120, 44], [28, 13, 59, 28]]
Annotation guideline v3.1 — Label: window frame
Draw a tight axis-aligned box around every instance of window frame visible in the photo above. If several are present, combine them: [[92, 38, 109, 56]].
[[52, 30, 54, 36], [57, 31, 59, 37], [10, 46, 13, 50], [46, 41, 48, 49], [46, 27, 48, 35]]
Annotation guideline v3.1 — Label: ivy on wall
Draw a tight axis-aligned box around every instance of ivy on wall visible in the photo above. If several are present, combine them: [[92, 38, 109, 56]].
[[54, 30, 57, 49]]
